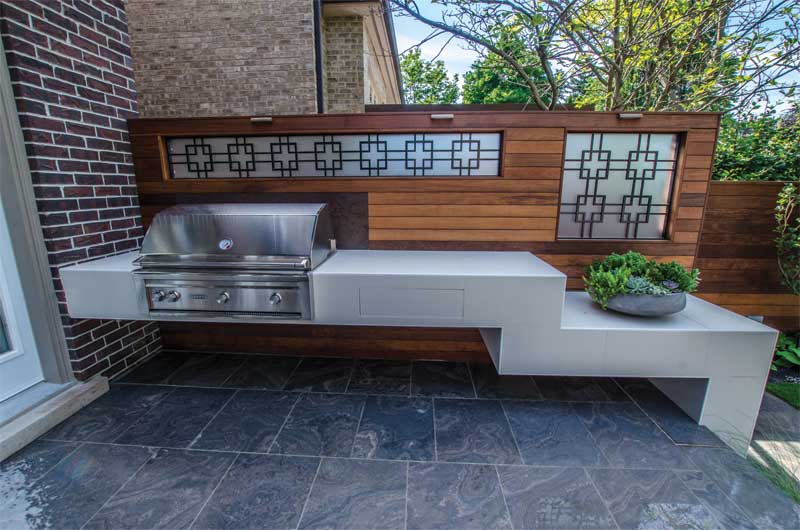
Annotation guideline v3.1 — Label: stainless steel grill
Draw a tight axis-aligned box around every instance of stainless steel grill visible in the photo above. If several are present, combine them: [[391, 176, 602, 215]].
[[133, 203, 335, 321]]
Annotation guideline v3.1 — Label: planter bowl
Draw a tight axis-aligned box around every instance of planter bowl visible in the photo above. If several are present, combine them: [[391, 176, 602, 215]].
[[605, 292, 686, 317]]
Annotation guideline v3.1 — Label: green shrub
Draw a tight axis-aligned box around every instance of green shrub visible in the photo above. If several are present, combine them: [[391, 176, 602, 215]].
[[584, 251, 700, 308], [713, 103, 800, 182], [775, 183, 800, 295], [772, 332, 800, 371]]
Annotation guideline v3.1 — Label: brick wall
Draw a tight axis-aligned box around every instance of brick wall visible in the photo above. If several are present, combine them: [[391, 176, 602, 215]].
[[127, 0, 317, 117], [1, 0, 160, 380], [323, 16, 364, 113]]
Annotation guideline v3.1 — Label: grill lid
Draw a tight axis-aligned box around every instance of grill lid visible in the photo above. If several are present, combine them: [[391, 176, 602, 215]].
[[136, 203, 334, 270]]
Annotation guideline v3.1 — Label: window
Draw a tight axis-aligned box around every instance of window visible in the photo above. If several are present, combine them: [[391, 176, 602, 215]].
[[557, 132, 679, 239]]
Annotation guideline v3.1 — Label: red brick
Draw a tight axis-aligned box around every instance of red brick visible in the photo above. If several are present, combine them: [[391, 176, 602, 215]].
[[43, 77, 77, 94], [63, 186, 95, 197], [19, 114, 65, 131], [69, 210, 98, 222], [32, 18, 68, 40]]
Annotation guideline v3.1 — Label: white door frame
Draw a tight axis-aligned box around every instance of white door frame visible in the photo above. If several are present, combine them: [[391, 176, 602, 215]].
[[0, 37, 73, 386]]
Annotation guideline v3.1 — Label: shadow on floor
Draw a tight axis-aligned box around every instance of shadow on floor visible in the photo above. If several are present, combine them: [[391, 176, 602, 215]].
[[2, 351, 799, 530]]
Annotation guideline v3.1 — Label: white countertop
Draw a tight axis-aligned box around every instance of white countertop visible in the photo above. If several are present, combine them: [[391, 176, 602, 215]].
[[562, 291, 775, 333], [60, 251, 139, 272], [314, 250, 565, 278]]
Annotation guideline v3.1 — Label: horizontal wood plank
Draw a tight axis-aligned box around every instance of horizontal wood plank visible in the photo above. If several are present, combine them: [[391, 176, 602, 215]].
[[370, 217, 557, 230], [369, 229, 555, 241], [686, 129, 718, 142], [505, 141, 564, 154], [369, 204, 559, 218], [504, 153, 564, 167], [368, 192, 558, 205], [505, 128, 565, 141]]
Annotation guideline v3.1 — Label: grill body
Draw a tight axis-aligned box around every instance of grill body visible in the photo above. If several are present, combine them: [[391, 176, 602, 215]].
[[133, 204, 334, 321]]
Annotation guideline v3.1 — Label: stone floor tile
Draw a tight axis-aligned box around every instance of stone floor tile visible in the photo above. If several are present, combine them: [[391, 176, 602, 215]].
[[190, 454, 319, 530], [161, 354, 246, 387], [573, 402, 696, 470], [270, 393, 365, 457], [352, 395, 434, 460], [43, 385, 172, 443], [412, 361, 475, 398], [114, 387, 234, 448], [84, 448, 234, 530], [118, 352, 190, 384], [347, 359, 411, 395], [283, 357, 355, 393], [534, 376, 628, 402], [498, 465, 616, 530], [191, 390, 300, 452], [589, 468, 719, 530], [434, 398, 521, 464], [676, 470, 758, 530], [616, 378, 724, 446], [1, 444, 151, 530], [222, 355, 302, 390], [298, 458, 405, 530], [684, 446, 800, 529], [503, 400, 608, 467], [470, 363, 543, 400], [407, 462, 512, 530]]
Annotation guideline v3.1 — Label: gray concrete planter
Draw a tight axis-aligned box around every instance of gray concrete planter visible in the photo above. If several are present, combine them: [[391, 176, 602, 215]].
[[606, 292, 687, 317]]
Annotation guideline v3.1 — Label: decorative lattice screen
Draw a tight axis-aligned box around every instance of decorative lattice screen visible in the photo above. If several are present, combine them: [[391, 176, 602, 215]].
[[166, 133, 501, 179], [558, 132, 679, 239]]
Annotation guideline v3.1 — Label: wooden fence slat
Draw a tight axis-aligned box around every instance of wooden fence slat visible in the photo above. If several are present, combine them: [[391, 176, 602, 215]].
[[368, 205, 559, 218], [370, 217, 557, 230], [368, 192, 558, 205], [369, 229, 555, 242], [505, 128, 565, 141], [505, 141, 564, 154]]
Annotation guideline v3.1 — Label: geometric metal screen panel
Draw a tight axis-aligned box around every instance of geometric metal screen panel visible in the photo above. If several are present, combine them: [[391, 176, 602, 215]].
[[166, 133, 501, 179], [557, 132, 679, 239]]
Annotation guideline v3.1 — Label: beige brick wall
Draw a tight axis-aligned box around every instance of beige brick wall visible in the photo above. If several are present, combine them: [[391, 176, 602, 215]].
[[127, 0, 318, 117], [323, 16, 364, 114]]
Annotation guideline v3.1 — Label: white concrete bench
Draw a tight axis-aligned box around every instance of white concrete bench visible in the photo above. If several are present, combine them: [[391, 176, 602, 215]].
[[62, 249, 778, 455]]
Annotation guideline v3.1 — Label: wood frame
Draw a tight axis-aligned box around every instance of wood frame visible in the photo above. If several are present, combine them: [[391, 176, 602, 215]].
[[131, 113, 720, 271]]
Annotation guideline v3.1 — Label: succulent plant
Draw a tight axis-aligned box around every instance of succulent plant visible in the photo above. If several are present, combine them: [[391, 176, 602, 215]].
[[625, 276, 670, 296], [584, 251, 700, 308], [662, 279, 680, 291]]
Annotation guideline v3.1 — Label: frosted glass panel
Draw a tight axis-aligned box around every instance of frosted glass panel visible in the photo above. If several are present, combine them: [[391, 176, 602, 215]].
[[558, 133, 678, 239], [167, 133, 501, 178]]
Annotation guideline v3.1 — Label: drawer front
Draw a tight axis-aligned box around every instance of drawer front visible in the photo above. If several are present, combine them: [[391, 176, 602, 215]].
[[359, 287, 464, 319]]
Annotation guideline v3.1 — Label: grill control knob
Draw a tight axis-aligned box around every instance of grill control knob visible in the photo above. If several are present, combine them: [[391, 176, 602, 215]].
[[166, 290, 181, 302], [269, 292, 282, 305], [216, 291, 230, 305], [151, 290, 166, 303]]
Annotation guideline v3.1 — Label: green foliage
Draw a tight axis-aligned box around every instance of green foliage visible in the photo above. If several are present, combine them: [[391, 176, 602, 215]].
[[393, 0, 800, 111], [775, 183, 800, 295], [713, 104, 800, 182], [583, 266, 632, 309], [772, 333, 800, 371], [462, 29, 546, 105], [583, 251, 700, 308], [400, 48, 459, 104]]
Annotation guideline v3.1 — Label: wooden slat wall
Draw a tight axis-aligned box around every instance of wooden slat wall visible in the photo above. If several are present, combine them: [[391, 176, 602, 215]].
[[696, 181, 799, 330], [133, 111, 798, 359]]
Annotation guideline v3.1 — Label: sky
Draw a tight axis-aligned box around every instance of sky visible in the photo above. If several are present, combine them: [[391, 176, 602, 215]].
[[390, 3, 477, 86]]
